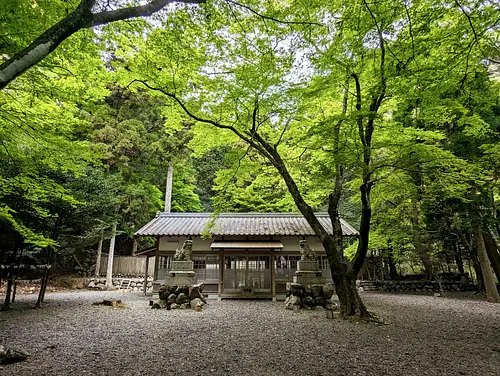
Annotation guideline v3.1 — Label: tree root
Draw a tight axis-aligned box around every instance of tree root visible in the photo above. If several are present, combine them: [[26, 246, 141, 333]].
[[344, 311, 387, 325]]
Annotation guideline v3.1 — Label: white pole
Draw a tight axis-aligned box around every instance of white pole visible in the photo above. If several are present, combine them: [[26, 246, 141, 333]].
[[106, 223, 117, 288], [164, 162, 173, 212]]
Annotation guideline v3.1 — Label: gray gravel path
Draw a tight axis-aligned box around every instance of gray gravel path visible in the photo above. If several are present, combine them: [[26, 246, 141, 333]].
[[0, 291, 499, 376]]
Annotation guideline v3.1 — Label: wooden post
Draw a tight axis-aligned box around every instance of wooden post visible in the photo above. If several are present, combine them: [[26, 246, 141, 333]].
[[144, 255, 150, 296], [106, 223, 117, 288], [271, 250, 276, 301], [153, 236, 160, 281], [218, 251, 224, 299]]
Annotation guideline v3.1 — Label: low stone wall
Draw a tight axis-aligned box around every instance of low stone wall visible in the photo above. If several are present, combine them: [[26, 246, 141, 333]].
[[284, 282, 337, 311], [84, 277, 154, 293], [358, 280, 478, 292], [153, 283, 206, 310]]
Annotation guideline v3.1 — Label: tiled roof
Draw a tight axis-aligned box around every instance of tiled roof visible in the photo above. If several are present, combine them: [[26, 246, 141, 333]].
[[135, 213, 358, 237]]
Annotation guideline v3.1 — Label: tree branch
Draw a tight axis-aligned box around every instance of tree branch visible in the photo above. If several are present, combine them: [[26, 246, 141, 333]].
[[225, 0, 323, 27], [90, 0, 204, 26], [0, 0, 205, 90]]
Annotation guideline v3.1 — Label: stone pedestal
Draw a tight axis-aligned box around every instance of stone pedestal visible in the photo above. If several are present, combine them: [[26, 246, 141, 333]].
[[284, 260, 336, 311], [165, 261, 197, 286], [293, 260, 326, 285]]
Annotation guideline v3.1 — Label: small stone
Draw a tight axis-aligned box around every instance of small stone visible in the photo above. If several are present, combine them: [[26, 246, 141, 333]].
[[311, 285, 323, 298], [323, 284, 335, 299], [0, 345, 28, 365], [285, 295, 301, 310], [171, 303, 180, 309], [87, 281, 96, 288], [159, 287, 169, 301], [180, 303, 190, 309], [176, 293, 189, 305], [167, 294, 177, 304], [190, 298, 205, 310], [175, 285, 189, 295], [314, 296, 325, 307], [302, 296, 315, 307], [151, 299, 166, 309], [189, 286, 203, 300]]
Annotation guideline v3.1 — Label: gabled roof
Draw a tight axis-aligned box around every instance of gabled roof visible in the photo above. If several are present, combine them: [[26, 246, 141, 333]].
[[135, 212, 358, 237]]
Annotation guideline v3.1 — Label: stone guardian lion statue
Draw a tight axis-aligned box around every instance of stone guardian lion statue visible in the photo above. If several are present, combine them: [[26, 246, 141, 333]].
[[299, 240, 317, 261], [173, 240, 193, 261]]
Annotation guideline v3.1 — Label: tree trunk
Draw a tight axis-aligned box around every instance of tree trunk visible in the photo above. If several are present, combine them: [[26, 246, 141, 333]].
[[2, 246, 21, 310], [132, 237, 138, 255], [483, 231, 500, 282], [387, 246, 399, 280], [412, 204, 433, 279], [1, 266, 14, 311], [35, 247, 54, 308], [164, 162, 173, 212], [323, 237, 370, 318], [351, 182, 372, 277], [472, 259, 484, 292], [473, 220, 500, 302], [11, 251, 23, 303], [453, 242, 465, 274], [95, 232, 103, 277], [106, 223, 117, 288]]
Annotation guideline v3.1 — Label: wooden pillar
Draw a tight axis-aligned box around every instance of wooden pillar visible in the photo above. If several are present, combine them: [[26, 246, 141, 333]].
[[271, 250, 276, 301], [218, 250, 224, 298], [144, 255, 150, 296], [153, 236, 160, 281]]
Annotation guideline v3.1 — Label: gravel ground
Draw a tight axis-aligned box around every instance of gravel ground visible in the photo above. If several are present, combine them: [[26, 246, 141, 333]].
[[0, 291, 499, 376]]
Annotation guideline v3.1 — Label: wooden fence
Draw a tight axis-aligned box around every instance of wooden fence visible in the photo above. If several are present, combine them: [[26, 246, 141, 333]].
[[99, 255, 155, 276]]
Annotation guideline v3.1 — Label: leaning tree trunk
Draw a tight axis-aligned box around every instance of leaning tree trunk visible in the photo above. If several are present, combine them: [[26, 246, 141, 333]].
[[483, 231, 500, 283], [473, 219, 500, 302]]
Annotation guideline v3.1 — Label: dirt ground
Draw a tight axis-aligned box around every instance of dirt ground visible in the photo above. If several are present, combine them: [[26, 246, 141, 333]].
[[0, 291, 499, 376]]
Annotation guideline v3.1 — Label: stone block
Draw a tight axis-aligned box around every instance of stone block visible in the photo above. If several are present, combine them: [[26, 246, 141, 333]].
[[171, 261, 194, 271], [297, 260, 320, 272], [165, 275, 197, 286], [293, 274, 326, 285]]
